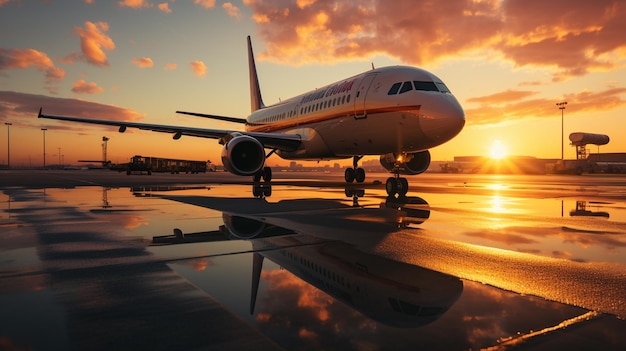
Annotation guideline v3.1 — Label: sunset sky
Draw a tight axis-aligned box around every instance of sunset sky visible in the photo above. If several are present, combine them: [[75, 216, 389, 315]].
[[1, 0, 625, 167]]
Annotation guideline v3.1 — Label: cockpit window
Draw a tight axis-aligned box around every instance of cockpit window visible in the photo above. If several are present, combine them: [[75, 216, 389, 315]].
[[399, 81, 413, 94], [387, 82, 401, 95], [435, 81, 450, 93], [413, 81, 438, 92], [388, 80, 450, 95]]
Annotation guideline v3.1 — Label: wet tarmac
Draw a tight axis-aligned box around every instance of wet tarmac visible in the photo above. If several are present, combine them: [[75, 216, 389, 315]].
[[1, 169, 625, 350]]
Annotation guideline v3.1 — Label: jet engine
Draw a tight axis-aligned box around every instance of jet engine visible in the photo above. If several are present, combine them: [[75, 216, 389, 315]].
[[221, 134, 266, 176], [379, 150, 431, 175], [222, 214, 266, 239]]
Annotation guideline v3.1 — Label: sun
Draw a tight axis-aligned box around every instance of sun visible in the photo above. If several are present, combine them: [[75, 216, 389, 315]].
[[489, 140, 508, 159]]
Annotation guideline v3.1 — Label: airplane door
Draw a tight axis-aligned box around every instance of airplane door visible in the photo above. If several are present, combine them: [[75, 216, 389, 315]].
[[353, 74, 377, 119]]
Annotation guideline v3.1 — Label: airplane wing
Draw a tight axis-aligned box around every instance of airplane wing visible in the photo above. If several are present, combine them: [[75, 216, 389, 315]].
[[176, 110, 247, 124], [38, 108, 301, 151]]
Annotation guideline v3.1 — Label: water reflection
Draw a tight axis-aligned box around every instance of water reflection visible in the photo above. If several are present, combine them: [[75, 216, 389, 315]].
[[153, 194, 461, 328], [570, 200, 610, 218]]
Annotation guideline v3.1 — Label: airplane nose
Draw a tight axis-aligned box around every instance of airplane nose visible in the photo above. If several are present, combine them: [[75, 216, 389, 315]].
[[419, 95, 465, 145]]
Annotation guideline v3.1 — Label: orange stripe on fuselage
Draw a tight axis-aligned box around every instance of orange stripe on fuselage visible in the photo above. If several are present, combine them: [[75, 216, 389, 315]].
[[246, 104, 421, 133]]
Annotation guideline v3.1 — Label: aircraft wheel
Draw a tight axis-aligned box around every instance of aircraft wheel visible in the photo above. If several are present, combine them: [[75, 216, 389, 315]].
[[263, 167, 272, 182], [355, 167, 366, 183], [253, 172, 262, 182], [386, 177, 398, 196], [345, 168, 356, 183], [397, 178, 409, 197], [252, 185, 262, 197]]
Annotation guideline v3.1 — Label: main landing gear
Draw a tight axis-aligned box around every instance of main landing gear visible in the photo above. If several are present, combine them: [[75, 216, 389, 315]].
[[386, 175, 409, 197], [345, 156, 365, 183], [252, 166, 272, 182], [252, 166, 272, 198]]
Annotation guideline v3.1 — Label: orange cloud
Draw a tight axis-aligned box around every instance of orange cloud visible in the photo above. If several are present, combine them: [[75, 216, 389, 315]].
[[243, 0, 626, 80], [71, 79, 104, 94], [131, 57, 154, 68], [158, 2, 172, 13], [0, 0, 18, 7], [261, 270, 333, 322], [222, 2, 241, 19], [0, 47, 65, 83], [118, 0, 153, 9], [164, 63, 177, 70], [0, 91, 146, 126], [465, 87, 626, 125], [190, 60, 207, 77], [73, 21, 115, 67], [467, 90, 538, 105], [194, 0, 216, 8]]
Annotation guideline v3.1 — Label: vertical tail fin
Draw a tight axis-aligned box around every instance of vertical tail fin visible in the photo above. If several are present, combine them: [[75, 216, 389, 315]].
[[247, 36, 265, 112], [249, 252, 264, 315]]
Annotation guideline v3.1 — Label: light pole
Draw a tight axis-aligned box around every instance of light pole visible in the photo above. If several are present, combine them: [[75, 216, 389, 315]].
[[41, 128, 47, 169], [4, 122, 11, 169], [556, 101, 567, 160]]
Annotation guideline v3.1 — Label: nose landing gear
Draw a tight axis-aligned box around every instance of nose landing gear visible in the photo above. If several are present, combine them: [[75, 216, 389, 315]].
[[386, 175, 408, 197]]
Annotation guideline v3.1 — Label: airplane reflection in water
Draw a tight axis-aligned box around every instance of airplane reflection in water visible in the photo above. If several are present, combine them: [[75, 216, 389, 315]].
[[152, 193, 463, 328]]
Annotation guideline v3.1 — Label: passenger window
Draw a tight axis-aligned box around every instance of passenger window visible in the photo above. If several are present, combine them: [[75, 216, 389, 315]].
[[399, 81, 413, 94], [413, 81, 438, 91], [387, 82, 401, 95], [347, 95, 351, 103]]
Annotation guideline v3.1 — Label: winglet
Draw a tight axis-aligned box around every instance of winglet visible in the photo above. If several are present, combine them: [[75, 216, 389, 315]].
[[38, 107, 43, 118], [247, 36, 265, 112]]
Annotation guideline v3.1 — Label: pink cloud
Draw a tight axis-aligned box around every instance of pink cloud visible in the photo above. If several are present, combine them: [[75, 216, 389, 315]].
[[131, 57, 154, 68], [71, 80, 104, 94], [194, 0, 216, 8], [0, 47, 65, 83], [164, 63, 177, 70], [73, 21, 115, 67], [118, 0, 153, 9], [222, 2, 241, 19], [158, 2, 172, 13], [243, 0, 626, 80], [190, 60, 207, 77]]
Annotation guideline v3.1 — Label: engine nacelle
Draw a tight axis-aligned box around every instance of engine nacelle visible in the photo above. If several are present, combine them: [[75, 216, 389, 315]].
[[379, 150, 431, 175], [222, 214, 266, 239], [221, 134, 265, 176]]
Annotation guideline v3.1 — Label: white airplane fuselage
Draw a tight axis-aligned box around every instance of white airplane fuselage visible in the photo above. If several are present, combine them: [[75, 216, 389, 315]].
[[246, 65, 465, 160]]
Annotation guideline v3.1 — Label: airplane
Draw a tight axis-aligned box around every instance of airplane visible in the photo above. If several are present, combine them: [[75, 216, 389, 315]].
[[38, 36, 465, 196]]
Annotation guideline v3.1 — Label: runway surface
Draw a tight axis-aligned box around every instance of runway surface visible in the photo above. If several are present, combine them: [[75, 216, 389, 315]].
[[1, 169, 625, 350]]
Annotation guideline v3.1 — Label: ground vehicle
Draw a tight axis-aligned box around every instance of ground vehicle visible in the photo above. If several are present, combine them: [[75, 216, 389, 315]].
[[126, 155, 214, 175]]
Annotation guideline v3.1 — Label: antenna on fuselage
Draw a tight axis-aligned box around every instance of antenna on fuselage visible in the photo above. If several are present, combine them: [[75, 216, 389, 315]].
[[371, 62, 375, 70], [247, 36, 265, 112]]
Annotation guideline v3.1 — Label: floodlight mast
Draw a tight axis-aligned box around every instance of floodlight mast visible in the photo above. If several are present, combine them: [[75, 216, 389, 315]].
[[556, 101, 567, 160]]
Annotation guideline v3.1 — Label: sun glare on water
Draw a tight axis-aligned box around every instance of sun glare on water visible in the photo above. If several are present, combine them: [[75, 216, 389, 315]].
[[489, 140, 508, 159]]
